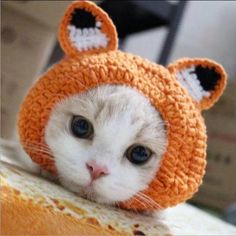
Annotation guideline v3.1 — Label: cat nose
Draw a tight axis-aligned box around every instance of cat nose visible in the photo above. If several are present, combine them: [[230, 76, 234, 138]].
[[86, 160, 109, 180]]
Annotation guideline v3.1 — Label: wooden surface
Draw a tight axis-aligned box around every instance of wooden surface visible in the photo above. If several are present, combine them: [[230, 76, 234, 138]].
[[1, 159, 236, 235]]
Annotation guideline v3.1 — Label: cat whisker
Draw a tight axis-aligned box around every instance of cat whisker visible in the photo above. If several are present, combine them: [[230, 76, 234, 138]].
[[131, 195, 150, 209], [111, 181, 161, 210], [136, 192, 161, 209], [22, 144, 52, 155], [22, 140, 51, 151], [23, 146, 51, 155]]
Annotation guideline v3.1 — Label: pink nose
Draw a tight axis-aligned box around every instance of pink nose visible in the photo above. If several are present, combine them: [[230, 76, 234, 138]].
[[86, 160, 109, 180]]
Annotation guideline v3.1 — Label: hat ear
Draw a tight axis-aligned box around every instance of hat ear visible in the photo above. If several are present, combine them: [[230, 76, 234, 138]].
[[168, 58, 227, 110], [58, 1, 118, 57]]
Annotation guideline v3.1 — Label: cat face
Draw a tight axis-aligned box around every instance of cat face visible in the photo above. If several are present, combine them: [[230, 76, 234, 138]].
[[45, 85, 167, 204]]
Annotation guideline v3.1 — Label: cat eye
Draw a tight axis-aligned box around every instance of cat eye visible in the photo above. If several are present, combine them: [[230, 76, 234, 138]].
[[125, 145, 152, 165], [70, 115, 94, 139]]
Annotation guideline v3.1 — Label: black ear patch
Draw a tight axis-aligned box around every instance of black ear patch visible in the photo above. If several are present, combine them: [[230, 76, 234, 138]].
[[70, 9, 96, 29], [194, 66, 221, 91]]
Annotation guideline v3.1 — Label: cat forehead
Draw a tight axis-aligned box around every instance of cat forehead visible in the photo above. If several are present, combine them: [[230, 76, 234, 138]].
[[54, 85, 158, 123]]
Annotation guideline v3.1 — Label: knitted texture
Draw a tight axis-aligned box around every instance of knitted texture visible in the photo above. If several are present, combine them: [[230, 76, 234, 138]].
[[17, 1, 227, 211], [168, 58, 227, 111]]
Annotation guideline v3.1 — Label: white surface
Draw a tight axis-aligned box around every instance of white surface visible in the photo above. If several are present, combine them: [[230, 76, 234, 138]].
[[165, 204, 236, 235], [1, 160, 236, 235]]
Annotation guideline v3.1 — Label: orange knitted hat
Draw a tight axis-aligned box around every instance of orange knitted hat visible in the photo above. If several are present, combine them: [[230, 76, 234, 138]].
[[18, 1, 227, 211]]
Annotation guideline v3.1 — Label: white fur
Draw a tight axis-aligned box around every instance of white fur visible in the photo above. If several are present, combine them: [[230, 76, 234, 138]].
[[68, 24, 108, 51], [176, 66, 210, 102], [45, 85, 167, 205]]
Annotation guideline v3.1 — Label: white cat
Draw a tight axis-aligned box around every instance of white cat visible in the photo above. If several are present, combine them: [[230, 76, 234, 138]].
[[1, 85, 167, 207]]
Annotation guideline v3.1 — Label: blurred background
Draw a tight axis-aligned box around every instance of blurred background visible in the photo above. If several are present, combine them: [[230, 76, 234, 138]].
[[1, 0, 236, 225]]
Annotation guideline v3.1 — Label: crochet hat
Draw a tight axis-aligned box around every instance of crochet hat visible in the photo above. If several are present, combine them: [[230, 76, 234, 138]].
[[18, 1, 227, 211]]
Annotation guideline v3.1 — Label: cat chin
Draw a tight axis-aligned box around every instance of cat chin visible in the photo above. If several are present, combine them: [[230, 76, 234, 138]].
[[85, 192, 116, 206], [81, 186, 118, 205], [59, 177, 117, 205]]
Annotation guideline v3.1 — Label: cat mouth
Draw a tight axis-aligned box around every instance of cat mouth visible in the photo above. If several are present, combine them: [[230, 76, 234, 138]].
[[81, 185, 101, 202], [58, 174, 114, 204], [80, 184, 114, 205]]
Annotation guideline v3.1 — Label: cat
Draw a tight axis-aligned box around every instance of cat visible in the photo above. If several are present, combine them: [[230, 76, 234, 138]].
[[1, 85, 167, 209], [2, 1, 226, 212], [45, 85, 167, 205]]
